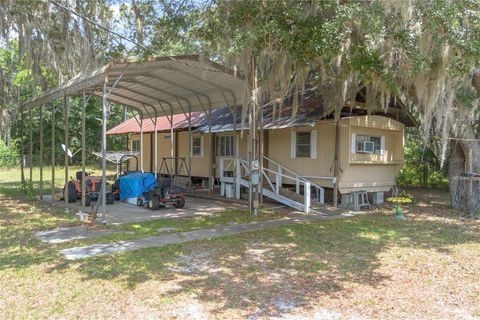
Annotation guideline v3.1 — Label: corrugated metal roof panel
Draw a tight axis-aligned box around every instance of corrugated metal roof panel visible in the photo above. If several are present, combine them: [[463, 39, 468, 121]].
[[106, 112, 205, 135]]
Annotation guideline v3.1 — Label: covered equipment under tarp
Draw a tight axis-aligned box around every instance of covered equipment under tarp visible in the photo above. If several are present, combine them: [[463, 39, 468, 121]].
[[119, 172, 157, 200]]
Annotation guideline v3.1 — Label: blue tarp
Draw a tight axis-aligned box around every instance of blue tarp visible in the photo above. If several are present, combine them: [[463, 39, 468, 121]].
[[119, 172, 157, 200]]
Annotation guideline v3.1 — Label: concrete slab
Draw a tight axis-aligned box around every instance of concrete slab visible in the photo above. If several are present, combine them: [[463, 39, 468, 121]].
[[36, 226, 114, 244], [61, 212, 355, 260], [39, 195, 250, 225]]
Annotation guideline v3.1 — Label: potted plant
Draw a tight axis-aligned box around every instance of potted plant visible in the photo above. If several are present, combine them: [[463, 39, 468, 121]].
[[386, 195, 413, 220]]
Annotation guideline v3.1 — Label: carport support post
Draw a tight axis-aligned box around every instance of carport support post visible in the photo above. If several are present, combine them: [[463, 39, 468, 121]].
[[81, 90, 86, 208], [29, 108, 33, 183], [140, 116, 144, 172], [51, 101, 55, 201], [20, 110, 25, 194], [188, 104, 192, 192], [101, 81, 108, 224], [39, 104, 44, 200], [170, 106, 175, 175], [232, 106, 238, 199], [154, 111, 158, 176], [64, 92, 69, 205], [208, 104, 212, 195]]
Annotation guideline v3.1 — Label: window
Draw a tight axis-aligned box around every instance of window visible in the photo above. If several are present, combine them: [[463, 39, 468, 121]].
[[291, 130, 316, 159], [296, 132, 311, 158], [216, 135, 234, 156], [191, 136, 203, 157], [132, 140, 141, 152], [355, 135, 382, 154]]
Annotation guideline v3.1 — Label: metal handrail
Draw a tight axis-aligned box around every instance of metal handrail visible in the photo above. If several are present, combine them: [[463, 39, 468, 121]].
[[263, 155, 328, 190], [262, 155, 326, 202], [219, 157, 325, 209]]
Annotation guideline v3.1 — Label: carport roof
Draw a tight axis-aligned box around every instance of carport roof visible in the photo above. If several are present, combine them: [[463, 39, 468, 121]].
[[106, 111, 205, 135], [20, 55, 244, 117]]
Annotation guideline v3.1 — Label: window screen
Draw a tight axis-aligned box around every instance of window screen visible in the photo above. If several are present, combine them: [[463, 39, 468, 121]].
[[216, 135, 234, 156], [296, 132, 311, 158], [191, 136, 202, 156], [132, 140, 141, 152], [356, 135, 381, 154]]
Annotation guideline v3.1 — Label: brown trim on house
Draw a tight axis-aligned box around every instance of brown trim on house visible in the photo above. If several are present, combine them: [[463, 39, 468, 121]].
[[175, 130, 179, 176], [211, 132, 216, 175], [150, 132, 154, 172], [263, 129, 269, 169]]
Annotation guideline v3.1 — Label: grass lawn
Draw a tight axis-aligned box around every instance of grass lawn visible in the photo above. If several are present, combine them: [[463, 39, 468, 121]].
[[0, 166, 117, 197], [0, 180, 479, 319]]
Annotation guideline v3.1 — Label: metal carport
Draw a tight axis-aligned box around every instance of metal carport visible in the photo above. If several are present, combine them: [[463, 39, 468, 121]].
[[20, 55, 244, 223]]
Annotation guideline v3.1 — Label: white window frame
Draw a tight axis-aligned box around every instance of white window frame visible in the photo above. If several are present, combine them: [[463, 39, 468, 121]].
[[352, 133, 385, 155], [291, 130, 317, 159], [216, 134, 235, 157], [132, 140, 141, 152], [190, 135, 204, 157]]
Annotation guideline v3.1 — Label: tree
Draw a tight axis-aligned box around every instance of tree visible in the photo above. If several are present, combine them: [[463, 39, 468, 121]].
[[197, 0, 480, 213]]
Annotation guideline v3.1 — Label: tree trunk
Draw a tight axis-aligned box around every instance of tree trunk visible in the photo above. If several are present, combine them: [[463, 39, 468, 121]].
[[448, 140, 480, 214]]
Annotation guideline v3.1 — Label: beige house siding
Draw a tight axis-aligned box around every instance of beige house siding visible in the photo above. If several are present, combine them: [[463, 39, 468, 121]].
[[126, 115, 405, 194], [339, 164, 403, 193], [266, 120, 348, 188], [176, 132, 211, 177], [129, 131, 249, 178], [129, 132, 173, 173], [266, 115, 404, 192]]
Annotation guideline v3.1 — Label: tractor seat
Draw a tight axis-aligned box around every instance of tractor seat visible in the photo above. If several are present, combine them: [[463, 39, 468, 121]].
[[158, 178, 172, 191], [76, 171, 89, 181]]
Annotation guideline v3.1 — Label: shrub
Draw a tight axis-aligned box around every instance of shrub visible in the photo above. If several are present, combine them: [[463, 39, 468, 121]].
[[0, 138, 19, 167]]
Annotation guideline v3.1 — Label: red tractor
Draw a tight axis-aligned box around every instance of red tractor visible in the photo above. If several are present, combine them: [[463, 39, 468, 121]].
[[63, 171, 115, 206]]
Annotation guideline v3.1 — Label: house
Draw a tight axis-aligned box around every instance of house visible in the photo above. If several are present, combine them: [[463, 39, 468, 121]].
[[107, 87, 416, 208]]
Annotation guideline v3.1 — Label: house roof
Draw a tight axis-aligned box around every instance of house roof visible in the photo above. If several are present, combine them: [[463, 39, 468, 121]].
[[106, 112, 204, 135], [21, 55, 244, 119], [106, 85, 417, 135]]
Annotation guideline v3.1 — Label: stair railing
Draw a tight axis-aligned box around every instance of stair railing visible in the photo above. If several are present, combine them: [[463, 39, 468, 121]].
[[219, 157, 325, 213], [263, 155, 325, 204]]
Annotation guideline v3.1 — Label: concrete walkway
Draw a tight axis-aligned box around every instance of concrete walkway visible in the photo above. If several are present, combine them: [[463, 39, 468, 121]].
[[61, 212, 356, 260], [37, 226, 114, 244]]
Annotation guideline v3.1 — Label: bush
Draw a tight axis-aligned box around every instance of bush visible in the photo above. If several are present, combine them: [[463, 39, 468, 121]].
[[397, 132, 449, 190], [0, 138, 19, 167]]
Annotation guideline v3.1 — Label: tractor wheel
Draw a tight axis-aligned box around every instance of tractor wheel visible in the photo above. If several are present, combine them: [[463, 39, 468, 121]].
[[148, 197, 160, 210], [176, 197, 185, 208], [63, 182, 78, 203], [106, 192, 115, 205], [84, 194, 91, 207]]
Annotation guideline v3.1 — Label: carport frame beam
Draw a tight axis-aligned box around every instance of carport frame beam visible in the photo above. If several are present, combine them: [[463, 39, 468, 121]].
[[64, 91, 69, 205], [81, 90, 87, 208], [51, 101, 55, 201], [39, 104, 44, 200], [29, 108, 33, 184], [100, 64, 129, 224]]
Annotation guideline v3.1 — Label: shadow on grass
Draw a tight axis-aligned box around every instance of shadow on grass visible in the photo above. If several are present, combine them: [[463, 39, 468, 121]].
[[0, 197, 80, 270], [70, 213, 479, 317], [1, 192, 479, 317]]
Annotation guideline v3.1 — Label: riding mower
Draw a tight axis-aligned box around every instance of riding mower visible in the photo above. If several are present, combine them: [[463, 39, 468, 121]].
[[63, 171, 115, 206], [141, 177, 185, 210]]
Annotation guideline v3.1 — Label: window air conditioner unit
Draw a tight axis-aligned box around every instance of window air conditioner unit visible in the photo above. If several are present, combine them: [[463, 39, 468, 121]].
[[357, 141, 374, 153]]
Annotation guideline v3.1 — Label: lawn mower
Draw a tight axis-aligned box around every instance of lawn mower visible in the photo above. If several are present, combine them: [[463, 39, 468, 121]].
[[141, 177, 185, 210]]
